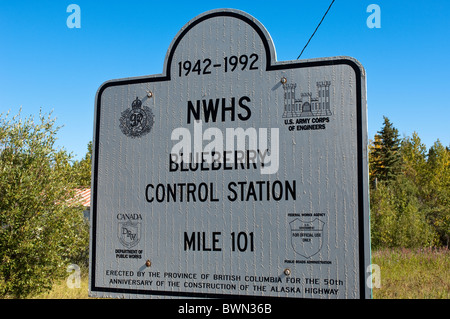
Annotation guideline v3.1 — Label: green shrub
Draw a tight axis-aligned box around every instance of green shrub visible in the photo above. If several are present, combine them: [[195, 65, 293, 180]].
[[0, 110, 89, 298]]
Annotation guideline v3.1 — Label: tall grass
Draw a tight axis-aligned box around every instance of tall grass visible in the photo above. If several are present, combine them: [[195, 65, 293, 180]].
[[371, 247, 449, 299], [32, 272, 90, 299]]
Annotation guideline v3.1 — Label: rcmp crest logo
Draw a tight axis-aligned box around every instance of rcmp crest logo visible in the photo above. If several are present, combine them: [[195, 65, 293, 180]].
[[119, 97, 154, 138]]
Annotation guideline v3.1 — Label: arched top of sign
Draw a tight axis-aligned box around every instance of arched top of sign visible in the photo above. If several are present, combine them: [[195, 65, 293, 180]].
[[163, 8, 277, 76], [96, 8, 364, 94]]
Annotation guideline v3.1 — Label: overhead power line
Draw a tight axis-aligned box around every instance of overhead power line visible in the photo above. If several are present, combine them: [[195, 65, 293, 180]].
[[297, 0, 336, 60]]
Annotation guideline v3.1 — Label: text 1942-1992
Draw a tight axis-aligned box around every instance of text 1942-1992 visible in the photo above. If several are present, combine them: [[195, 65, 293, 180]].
[[178, 54, 259, 77]]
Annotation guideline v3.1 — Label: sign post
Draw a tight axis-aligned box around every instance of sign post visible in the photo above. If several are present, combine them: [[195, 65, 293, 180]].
[[89, 9, 371, 299]]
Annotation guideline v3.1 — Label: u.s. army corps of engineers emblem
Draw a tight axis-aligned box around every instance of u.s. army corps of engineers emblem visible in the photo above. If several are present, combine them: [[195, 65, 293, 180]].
[[119, 97, 154, 138]]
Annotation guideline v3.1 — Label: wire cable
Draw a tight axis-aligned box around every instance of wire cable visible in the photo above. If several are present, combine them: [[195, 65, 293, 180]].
[[297, 0, 336, 59]]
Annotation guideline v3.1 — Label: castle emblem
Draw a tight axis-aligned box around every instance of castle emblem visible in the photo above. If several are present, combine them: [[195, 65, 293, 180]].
[[282, 81, 332, 118], [119, 97, 154, 138]]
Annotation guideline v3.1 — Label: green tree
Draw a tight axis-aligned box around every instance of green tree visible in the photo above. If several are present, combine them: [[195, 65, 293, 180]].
[[370, 176, 436, 249], [71, 141, 92, 188], [400, 132, 427, 186], [369, 180, 397, 248], [0, 110, 89, 298], [371, 117, 402, 184], [370, 128, 445, 249], [423, 140, 450, 246], [400, 135, 450, 247]]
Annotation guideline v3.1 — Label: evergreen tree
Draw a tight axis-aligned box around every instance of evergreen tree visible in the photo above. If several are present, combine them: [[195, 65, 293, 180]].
[[371, 116, 402, 184]]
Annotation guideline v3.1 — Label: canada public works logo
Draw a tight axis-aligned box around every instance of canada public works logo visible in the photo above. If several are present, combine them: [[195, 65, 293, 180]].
[[118, 221, 141, 248]]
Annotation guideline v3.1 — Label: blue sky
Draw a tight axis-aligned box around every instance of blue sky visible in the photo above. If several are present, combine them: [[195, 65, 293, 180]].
[[1, 0, 449, 160]]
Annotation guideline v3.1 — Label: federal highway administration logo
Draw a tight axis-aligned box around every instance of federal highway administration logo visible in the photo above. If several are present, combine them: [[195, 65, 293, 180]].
[[119, 97, 154, 138], [290, 218, 325, 258]]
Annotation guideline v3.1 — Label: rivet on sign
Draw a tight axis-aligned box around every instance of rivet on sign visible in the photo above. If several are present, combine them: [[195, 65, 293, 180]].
[[284, 268, 291, 276], [281, 77, 287, 84], [145, 260, 151, 267], [147, 91, 153, 98]]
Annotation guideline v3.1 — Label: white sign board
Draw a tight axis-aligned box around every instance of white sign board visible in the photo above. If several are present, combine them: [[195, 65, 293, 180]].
[[90, 9, 371, 299]]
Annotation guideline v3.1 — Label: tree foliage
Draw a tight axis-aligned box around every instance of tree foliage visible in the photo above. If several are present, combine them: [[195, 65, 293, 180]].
[[370, 116, 402, 185], [370, 118, 450, 249], [70, 141, 92, 188], [0, 110, 89, 298]]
